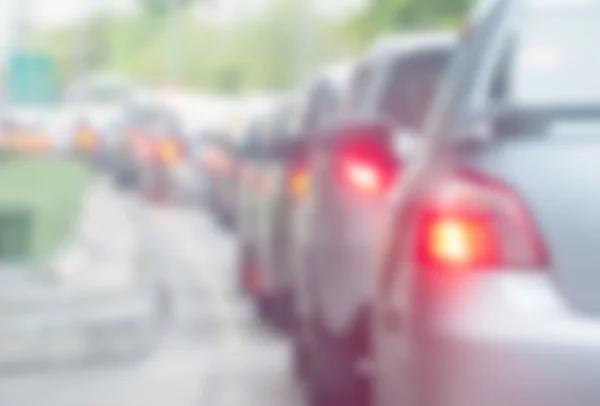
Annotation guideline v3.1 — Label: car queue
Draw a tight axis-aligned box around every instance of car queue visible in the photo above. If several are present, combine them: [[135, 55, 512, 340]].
[[202, 0, 600, 406]]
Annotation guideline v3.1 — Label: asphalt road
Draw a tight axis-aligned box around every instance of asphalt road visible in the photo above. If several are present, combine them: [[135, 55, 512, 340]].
[[0, 183, 305, 406]]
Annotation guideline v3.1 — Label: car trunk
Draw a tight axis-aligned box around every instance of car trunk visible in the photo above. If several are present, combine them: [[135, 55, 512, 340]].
[[462, 134, 600, 314]]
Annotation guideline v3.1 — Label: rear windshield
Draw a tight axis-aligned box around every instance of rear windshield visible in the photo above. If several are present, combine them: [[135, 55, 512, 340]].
[[379, 50, 452, 130], [493, 1, 600, 107]]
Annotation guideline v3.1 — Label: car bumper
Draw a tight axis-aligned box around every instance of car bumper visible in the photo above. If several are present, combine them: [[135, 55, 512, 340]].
[[417, 273, 600, 406], [419, 339, 600, 406]]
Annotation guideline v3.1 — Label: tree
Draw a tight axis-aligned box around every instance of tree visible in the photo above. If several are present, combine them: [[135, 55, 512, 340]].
[[347, 0, 473, 47], [140, 0, 197, 17], [83, 13, 111, 71]]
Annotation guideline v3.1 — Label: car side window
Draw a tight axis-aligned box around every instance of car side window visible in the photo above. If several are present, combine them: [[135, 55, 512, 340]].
[[380, 51, 451, 131], [304, 81, 339, 134], [239, 122, 263, 157]]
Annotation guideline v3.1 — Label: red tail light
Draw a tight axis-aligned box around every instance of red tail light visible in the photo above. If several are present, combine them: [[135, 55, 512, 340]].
[[342, 159, 383, 194], [336, 143, 397, 195], [415, 170, 548, 271]]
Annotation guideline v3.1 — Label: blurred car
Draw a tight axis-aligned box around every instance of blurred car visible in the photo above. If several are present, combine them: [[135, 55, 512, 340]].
[[136, 110, 188, 203], [111, 96, 164, 190], [162, 101, 214, 205], [373, 1, 600, 406], [45, 107, 84, 156], [72, 118, 103, 164], [5, 108, 54, 156], [204, 97, 280, 228], [294, 34, 455, 406], [237, 93, 316, 326], [236, 114, 277, 299], [283, 62, 357, 362], [239, 98, 301, 316], [65, 74, 138, 169], [202, 131, 240, 227], [0, 263, 161, 366]]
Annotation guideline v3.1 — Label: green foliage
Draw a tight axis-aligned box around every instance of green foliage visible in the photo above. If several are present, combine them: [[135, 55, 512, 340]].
[[141, 0, 197, 16], [365, 0, 472, 36], [0, 158, 91, 262], [83, 13, 112, 70], [30, 0, 474, 92]]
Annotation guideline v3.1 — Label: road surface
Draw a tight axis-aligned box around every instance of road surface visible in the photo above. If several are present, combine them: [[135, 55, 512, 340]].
[[0, 180, 306, 406]]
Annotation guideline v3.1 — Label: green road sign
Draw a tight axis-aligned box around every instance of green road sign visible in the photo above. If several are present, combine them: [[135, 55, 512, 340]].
[[7, 51, 59, 106]]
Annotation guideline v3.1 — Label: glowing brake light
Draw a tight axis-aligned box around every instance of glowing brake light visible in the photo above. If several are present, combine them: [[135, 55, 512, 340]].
[[415, 170, 547, 271], [336, 142, 397, 195], [343, 160, 382, 194], [423, 213, 499, 270]]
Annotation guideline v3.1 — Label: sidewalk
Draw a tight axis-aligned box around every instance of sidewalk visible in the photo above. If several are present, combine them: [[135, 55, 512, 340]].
[[52, 176, 139, 286]]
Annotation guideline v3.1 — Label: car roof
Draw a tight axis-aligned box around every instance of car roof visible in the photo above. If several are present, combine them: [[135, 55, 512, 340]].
[[367, 31, 457, 63]]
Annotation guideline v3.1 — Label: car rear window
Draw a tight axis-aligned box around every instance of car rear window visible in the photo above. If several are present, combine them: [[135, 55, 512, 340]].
[[379, 50, 451, 130], [492, 1, 600, 107]]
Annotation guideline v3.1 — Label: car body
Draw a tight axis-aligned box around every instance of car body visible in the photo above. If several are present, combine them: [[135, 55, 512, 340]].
[[244, 96, 305, 319], [111, 97, 156, 189], [373, 1, 600, 406], [203, 132, 239, 227], [72, 116, 105, 166], [168, 104, 214, 205], [244, 63, 356, 329], [136, 110, 188, 203], [112, 97, 186, 200], [205, 98, 279, 228], [294, 34, 455, 406], [236, 112, 279, 299], [2, 108, 56, 156]]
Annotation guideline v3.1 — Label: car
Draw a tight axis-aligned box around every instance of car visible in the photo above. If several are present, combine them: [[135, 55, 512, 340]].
[[205, 98, 279, 229], [168, 104, 215, 205], [372, 1, 600, 406], [245, 62, 355, 330], [203, 132, 239, 227], [136, 110, 188, 203], [242, 96, 304, 320], [236, 111, 279, 300], [294, 33, 455, 406], [72, 117, 103, 164], [112, 97, 185, 199], [111, 98, 155, 189], [4, 108, 55, 157], [287, 61, 357, 363]]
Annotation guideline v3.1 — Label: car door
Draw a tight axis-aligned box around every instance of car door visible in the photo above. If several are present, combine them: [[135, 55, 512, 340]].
[[315, 48, 453, 335], [293, 82, 351, 323]]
